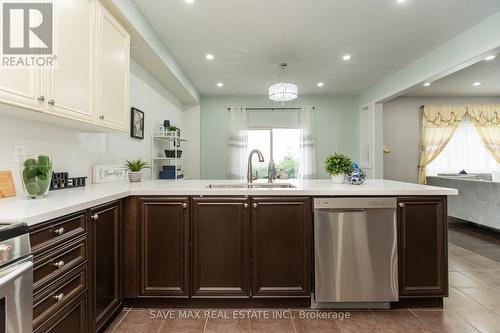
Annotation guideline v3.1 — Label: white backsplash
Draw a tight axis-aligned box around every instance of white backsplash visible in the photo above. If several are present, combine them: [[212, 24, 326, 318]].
[[0, 60, 185, 192]]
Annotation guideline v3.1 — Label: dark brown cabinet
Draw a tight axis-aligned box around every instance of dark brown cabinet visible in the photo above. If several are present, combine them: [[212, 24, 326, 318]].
[[397, 196, 448, 297], [251, 197, 312, 297], [89, 201, 122, 332], [138, 197, 190, 297], [191, 197, 250, 297], [36, 292, 88, 333]]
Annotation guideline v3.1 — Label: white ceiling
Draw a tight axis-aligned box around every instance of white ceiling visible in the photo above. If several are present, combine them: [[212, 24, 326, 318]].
[[405, 56, 500, 96], [132, 0, 500, 96]]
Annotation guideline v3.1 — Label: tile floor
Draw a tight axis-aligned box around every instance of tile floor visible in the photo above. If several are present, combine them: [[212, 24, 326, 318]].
[[106, 243, 500, 333]]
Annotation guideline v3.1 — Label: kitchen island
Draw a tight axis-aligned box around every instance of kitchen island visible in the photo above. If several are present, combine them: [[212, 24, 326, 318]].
[[0, 179, 457, 333]]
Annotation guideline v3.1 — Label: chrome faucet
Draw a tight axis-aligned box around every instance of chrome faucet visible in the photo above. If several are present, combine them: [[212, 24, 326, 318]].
[[247, 149, 264, 183]]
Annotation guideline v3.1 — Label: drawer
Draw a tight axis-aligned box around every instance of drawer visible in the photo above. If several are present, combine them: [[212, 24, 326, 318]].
[[30, 211, 87, 257], [33, 238, 87, 295], [33, 265, 87, 330], [34, 291, 87, 333]]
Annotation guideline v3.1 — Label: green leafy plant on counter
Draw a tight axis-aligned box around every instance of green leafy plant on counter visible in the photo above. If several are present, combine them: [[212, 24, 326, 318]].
[[123, 159, 150, 172], [22, 155, 52, 197], [324, 153, 352, 176]]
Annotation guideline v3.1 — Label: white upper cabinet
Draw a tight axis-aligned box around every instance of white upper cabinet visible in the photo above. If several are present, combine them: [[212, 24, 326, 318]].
[[44, 0, 95, 122], [94, 4, 130, 131], [0, 66, 44, 112], [0, 0, 130, 132]]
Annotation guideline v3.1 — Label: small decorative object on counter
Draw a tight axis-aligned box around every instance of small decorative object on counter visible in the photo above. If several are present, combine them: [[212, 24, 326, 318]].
[[50, 172, 87, 190], [324, 153, 352, 184], [123, 159, 150, 182], [159, 165, 184, 179], [346, 162, 367, 185], [20, 155, 52, 199]]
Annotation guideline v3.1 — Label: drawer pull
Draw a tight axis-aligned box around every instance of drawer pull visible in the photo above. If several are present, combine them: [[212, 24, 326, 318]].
[[53, 227, 65, 235], [53, 293, 64, 302], [244, 203, 248, 208], [52, 260, 65, 268], [90, 214, 99, 221], [48, 99, 55, 105], [253, 203, 258, 208], [398, 203, 405, 208], [182, 203, 187, 209]]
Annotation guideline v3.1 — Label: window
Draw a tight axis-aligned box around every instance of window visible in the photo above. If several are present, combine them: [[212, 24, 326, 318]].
[[246, 128, 301, 179], [426, 118, 498, 175]]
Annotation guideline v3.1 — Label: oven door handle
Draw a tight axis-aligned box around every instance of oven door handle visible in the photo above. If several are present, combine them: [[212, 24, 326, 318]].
[[0, 261, 33, 288]]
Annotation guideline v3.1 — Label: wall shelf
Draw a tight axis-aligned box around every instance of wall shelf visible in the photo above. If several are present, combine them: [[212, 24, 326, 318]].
[[151, 132, 188, 180]]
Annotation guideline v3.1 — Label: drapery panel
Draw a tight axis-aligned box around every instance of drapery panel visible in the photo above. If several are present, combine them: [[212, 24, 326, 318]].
[[418, 105, 467, 184], [467, 105, 500, 163], [298, 106, 317, 179], [227, 107, 248, 179]]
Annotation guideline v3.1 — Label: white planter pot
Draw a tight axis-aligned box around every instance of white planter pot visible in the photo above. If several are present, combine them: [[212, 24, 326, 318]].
[[128, 171, 143, 182], [331, 174, 345, 184]]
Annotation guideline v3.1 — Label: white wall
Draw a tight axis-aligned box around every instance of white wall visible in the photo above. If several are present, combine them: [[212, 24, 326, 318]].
[[383, 96, 500, 183], [0, 60, 188, 192]]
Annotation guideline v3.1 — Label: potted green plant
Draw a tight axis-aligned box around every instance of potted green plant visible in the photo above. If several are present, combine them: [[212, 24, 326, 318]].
[[167, 125, 179, 137], [324, 153, 352, 184], [123, 159, 150, 182]]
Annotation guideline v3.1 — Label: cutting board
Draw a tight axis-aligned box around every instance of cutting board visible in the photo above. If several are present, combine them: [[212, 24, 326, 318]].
[[0, 171, 16, 198]]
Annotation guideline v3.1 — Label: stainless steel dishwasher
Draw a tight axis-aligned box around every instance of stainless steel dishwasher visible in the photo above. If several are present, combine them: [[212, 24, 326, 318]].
[[313, 197, 398, 308]]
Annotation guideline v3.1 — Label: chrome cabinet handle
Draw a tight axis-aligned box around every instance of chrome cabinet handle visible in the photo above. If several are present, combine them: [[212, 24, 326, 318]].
[[37, 95, 45, 102], [52, 260, 65, 268], [182, 203, 188, 209], [253, 203, 257, 208], [53, 227, 65, 235], [398, 203, 405, 208], [90, 214, 99, 221], [243, 203, 248, 208], [48, 99, 55, 105], [99, 115, 104, 120], [53, 293, 64, 302]]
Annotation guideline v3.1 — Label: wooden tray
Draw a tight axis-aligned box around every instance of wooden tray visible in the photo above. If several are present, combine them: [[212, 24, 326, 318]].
[[0, 171, 16, 198]]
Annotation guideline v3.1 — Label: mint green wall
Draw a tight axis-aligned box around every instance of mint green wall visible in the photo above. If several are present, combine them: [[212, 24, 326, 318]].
[[200, 95, 358, 179]]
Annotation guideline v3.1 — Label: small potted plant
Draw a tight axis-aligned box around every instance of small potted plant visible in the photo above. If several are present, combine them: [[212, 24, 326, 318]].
[[123, 159, 150, 182], [324, 153, 352, 184], [167, 125, 179, 137]]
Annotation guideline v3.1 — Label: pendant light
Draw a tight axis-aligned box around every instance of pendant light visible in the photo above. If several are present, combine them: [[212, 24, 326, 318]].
[[268, 63, 298, 102]]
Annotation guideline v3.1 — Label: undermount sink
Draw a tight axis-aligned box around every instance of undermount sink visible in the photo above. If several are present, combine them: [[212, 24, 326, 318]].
[[206, 183, 297, 189]]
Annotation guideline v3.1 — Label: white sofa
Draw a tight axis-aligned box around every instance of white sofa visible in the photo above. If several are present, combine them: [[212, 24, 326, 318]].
[[427, 176, 500, 230]]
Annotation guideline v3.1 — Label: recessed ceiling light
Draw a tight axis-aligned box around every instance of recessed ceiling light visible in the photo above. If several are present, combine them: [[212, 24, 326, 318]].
[[342, 54, 351, 61], [185, 0, 194, 4], [485, 55, 496, 61], [397, 0, 406, 3], [317, 82, 324, 87], [217, 82, 223, 87], [473, 82, 481, 87], [423, 82, 431, 87], [206, 54, 214, 60]]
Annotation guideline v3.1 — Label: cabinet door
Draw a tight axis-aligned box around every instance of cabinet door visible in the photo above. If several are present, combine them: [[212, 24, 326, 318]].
[[94, 4, 130, 131], [251, 197, 312, 297], [45, 0, 94, 122], [191, 197, 250, 298], [0, 66, 43, 111], [36, 292, 87, 333], [139, 197, 190, 297], [89, 201, 121, 332], [398, 196, 448, 297]]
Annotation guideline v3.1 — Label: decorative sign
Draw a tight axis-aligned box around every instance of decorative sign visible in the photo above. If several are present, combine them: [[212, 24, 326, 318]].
[[92, 165, 128, 184]]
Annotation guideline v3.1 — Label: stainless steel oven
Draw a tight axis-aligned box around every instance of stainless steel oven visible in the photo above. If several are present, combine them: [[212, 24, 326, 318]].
[[0, 223, 32, 333]]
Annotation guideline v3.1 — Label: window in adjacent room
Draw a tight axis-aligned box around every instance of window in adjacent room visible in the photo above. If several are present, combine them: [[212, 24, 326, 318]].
[[426, 117, 498, 175], [246, 128, 301, 179]]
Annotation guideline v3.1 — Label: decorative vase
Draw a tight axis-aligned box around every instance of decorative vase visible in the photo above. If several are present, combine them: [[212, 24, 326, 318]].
[[331, 174, 345, 184], [128, 171, 142, 182], [21, 155, 52, 199]]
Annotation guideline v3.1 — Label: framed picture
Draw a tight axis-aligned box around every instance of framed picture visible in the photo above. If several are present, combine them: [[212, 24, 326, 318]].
[[130, 107, 144, 139]]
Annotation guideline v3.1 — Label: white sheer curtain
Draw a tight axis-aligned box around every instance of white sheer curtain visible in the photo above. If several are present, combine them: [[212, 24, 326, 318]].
[[426, 116, 498, 175], [227, 107, 248, 179], [298, 106, 316, 179]]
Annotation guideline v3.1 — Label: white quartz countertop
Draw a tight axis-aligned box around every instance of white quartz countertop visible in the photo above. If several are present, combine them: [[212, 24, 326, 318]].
[[0, 179, 458, 225]]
